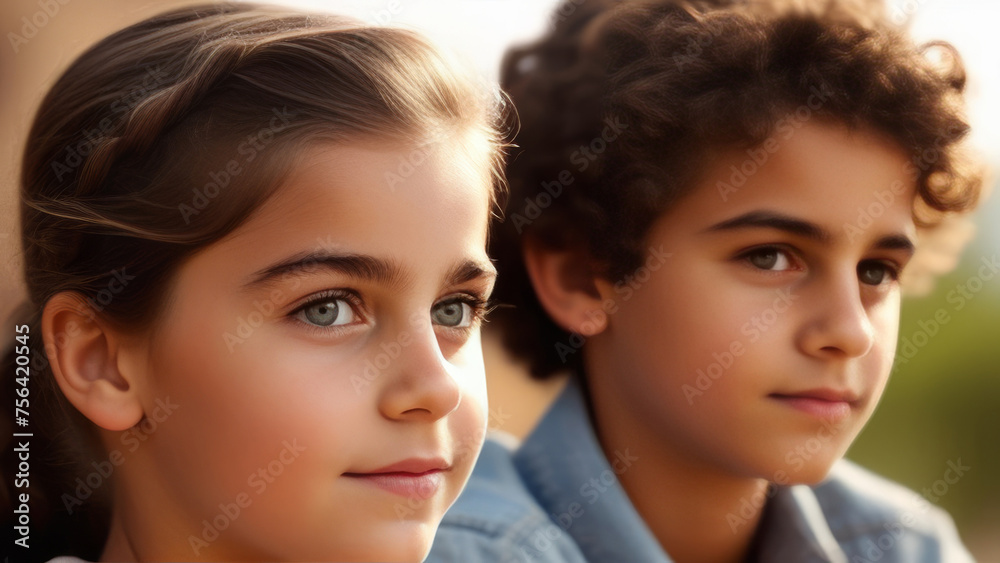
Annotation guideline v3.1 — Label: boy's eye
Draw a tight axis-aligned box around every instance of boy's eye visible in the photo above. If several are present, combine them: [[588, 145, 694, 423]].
[[431, 299, 473, 328], [745, 247, 792, 271], [295, 299, 357, 327], [858, 261, 898, 286]]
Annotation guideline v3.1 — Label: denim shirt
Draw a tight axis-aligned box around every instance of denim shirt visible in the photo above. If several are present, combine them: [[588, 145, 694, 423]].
[[428, 380, 974, 563]]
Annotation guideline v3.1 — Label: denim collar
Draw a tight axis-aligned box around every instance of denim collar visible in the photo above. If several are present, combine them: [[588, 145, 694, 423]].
[[512, 379, 850, 563]]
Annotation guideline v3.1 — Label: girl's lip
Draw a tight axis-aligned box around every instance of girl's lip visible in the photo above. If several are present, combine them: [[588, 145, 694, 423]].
[[343, 469, 447, 499], [343, 457, 451, 498], [355, 458, 450, 474]]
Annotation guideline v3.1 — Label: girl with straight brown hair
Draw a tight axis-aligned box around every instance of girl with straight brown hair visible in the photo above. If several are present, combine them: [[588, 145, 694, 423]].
[[3, 3, 509, 561]]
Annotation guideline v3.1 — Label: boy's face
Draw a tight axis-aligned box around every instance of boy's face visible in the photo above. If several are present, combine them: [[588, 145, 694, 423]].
[[588, 121, 917, 484], [116, 136, 495, 561]]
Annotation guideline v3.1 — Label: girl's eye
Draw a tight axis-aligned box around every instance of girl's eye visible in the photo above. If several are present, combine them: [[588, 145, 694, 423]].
[[431, 299, 474, 328], [294, 299, 357, 327], [858, 261, 898, 286], [744, 247, 793, 271]]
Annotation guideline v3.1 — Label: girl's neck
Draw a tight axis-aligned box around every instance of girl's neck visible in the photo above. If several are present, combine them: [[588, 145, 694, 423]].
[[101, 509, 138, 562], [584, 377, 770, 563]]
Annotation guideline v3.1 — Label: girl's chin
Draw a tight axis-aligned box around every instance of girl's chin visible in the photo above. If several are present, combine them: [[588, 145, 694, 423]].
[[340, 520, 439, 563]]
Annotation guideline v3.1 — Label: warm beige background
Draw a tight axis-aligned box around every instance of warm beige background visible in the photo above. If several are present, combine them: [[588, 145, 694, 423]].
[[1, 0, 206, 326]]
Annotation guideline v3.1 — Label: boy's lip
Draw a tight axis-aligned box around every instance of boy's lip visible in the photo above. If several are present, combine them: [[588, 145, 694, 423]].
[[770, 388, 861, 403], [768, 388, 860, 420], [343, 458, 451, 499]]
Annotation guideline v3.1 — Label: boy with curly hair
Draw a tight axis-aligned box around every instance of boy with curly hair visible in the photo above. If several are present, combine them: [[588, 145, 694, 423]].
[[428, 0, 983, 561]]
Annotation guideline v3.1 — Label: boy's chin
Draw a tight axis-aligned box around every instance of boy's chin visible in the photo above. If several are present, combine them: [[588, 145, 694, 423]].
[[782, 463, 838, 486], [757, 456, 841, 487]]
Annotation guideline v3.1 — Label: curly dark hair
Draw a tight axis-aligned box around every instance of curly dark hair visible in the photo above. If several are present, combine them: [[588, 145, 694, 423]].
[[490, 0, 983, 379]]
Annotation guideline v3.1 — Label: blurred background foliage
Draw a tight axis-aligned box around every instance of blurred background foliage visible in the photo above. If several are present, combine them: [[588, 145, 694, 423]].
[[847, 184, 1000, 559]]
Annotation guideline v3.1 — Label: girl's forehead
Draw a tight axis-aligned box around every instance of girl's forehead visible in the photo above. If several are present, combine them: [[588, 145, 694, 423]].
[[186, 139, 494, 287]]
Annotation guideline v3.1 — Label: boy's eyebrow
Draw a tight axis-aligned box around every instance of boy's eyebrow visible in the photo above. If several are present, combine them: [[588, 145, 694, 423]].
[[870, 234, 916, 256], [703, 210, 916, 255], [703, 211, 831, 243], [242, 251, 409, 291]]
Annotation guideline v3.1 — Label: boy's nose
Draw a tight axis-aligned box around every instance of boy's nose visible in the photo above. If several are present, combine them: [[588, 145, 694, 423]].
[[796, 273, 875, 359], [376, 325, 462, 423]]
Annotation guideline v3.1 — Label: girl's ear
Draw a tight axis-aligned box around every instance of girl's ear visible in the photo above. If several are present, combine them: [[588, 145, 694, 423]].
[[41, 292, 145, 431], [522, 238, 609, 336]]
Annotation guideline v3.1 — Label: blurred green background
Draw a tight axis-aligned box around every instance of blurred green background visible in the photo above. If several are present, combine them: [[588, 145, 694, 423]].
[[848, 186, 1000, 560]]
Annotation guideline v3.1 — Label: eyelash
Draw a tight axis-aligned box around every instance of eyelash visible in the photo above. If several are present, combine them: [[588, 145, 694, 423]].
[[435, 294, 496, 337], [735, 245, 903, 285], [288, 289, 366, 337], [736, 245, 801, 274], [286, 289, 496, 338]]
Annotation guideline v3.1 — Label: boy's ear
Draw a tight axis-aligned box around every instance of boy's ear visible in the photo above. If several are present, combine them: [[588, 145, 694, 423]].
[[522, 238, 608, 336], [41, 292, 145, 431]]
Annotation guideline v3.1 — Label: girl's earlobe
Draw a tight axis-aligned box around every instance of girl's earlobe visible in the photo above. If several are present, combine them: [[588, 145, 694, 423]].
[[522, 239, 609, 336], [41, 292, 145, 431]]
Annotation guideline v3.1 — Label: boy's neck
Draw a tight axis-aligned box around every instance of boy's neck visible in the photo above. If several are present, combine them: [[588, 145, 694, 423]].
[[585, 375, 769, 563]]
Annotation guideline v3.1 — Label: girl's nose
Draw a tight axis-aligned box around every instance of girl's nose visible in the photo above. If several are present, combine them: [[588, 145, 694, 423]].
[[376, 324, 462, 423]]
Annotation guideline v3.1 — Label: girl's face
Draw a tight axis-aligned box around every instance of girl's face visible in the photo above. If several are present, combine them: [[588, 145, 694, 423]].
[[115, 136, 495, 561], [587, 121, 917, 484]]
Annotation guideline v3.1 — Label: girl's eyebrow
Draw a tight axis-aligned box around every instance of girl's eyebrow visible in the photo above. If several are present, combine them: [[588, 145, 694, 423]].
[[446, 258, 498, 287], [241, 251, 497, 291], [703, 210, 916, 255], [242, 251, 409, 291]]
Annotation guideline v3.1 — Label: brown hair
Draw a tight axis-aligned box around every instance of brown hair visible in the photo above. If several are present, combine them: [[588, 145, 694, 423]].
[[2, 3, 510, 558], [490, 0, 983, 379]]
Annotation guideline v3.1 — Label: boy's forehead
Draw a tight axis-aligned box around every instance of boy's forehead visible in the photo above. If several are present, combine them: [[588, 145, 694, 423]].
[[669, 121, 918, 240]]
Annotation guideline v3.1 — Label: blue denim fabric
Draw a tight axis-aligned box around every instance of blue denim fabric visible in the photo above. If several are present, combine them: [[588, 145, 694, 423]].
[[428, 380, 975, 563]]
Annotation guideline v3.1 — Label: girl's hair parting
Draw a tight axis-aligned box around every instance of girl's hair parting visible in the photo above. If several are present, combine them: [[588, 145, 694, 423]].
[[490, 0, 984, 380], [1, 3, 511, 558]]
